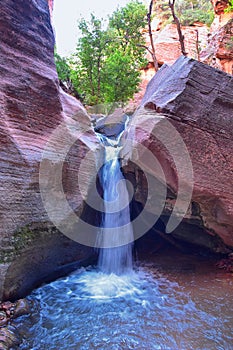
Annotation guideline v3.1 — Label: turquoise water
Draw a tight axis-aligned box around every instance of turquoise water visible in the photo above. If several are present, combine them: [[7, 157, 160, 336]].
[[16, 257, 233, 350]]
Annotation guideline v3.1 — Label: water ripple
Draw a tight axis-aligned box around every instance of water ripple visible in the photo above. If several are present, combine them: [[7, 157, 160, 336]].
[[15, 264, 233, 350]]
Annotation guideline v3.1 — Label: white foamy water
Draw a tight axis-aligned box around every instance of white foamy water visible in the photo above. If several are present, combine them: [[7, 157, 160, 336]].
[[73, 269, 143, 300], [97, 135, 134, 275], [15, 123, 233, 349], [16, 263, 233, 350]]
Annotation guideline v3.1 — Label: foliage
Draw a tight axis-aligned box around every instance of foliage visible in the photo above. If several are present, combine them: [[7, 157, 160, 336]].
[[225, 0, 233, 12], [108, 0, 147, 65], [176, 0, 214, 26], [179, 8, 214, 26], [54, 50, 71, 84], [154, 0, 214, 26], [54, 50, 82, 100], [153, 0, 173, 23], [102, 51, 141, 103], [70, 15, 107, 105], [70, 1, 147, 106]]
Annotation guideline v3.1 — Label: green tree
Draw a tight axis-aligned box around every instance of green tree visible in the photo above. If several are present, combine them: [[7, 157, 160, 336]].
[[102, 51, 141, 103], [176, 0, 214, 26], [225, 0, 233, 12], [70, 14, 107, 105], [54, 50, 71, 85], [70, 1, 148, 106], [108, 0, 147, 65], [54, 50, 82, 100]]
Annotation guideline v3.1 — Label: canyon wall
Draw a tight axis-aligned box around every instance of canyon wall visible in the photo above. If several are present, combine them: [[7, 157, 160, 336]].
[[124, 56, 233, 253], [0, 0, 98, 300], [0, 0, 232, 302], [143, 0, 233, 76], [129, 2, 232, 113], [201, 18, 233, 74]]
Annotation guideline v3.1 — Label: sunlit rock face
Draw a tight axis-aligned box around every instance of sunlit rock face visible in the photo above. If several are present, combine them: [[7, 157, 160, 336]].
[[0, 0, 98, 300], [146, 23, 209, 66], [200, 18, 233, 74], [141, 1, 232, 89], [124, 56, 233, 253], [48, 0, 54, 14], [198, 1, 233, 74]]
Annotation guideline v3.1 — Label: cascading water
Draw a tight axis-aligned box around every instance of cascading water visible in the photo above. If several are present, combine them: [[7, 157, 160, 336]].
[[15, 120, 233, 350], [97, 136, 134, 275]]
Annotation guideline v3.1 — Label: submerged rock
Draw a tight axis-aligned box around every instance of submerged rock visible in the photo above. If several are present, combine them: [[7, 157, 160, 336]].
[[124, 56, 233, 253], [0, 298, 31, 349], [0, 298, 30, 320], [0, 312, 8, 327], [0, 326, 20, 349], [12, 299, 30, 319]]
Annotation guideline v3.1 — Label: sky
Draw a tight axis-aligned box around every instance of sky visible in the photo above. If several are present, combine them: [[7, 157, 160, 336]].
[[53, 0, 136, 56]]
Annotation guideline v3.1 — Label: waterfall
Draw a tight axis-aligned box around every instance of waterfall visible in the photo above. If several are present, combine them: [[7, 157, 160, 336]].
[[97, 136, 134, 275]]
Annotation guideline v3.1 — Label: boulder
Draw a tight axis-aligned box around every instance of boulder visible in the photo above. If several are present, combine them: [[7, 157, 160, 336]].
[[123, 56, 233, 253], [12, 298, 30, 318], [94, 108, 128, 139], [0, 0, 99, 300], [0, 312, 8, 327]]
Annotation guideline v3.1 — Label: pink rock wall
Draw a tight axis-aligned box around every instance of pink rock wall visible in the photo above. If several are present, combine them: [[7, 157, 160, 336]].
[[125, 57, 233, 253], [0, 0, 98, 300]]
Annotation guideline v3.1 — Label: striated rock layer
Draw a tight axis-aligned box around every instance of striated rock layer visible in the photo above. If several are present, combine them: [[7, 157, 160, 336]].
[[0, 0, 99, 300], [123, 56, 233, 253]]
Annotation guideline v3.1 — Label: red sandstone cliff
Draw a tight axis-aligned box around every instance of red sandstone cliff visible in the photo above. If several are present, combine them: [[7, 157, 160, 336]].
[[200, 18, 233, 74], [0, 0, 232, 303], [0, 0, 98, 300], [143, 1, 233, 75], [124, 56, 233, 253]]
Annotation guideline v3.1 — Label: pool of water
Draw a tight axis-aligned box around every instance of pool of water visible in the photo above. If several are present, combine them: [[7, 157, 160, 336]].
[[15, 251, 233, 350]]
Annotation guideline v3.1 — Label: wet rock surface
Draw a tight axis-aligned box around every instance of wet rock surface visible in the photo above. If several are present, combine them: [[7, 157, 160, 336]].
[[216, 253, 233, 272], [93, 108, 129, 138], [0, 299, 31, 349], [0, 326, 20, 350]]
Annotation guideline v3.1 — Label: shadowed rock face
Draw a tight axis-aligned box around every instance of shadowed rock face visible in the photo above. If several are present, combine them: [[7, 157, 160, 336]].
[[123, 56, 233, 253], [0, 0, 98, 300]]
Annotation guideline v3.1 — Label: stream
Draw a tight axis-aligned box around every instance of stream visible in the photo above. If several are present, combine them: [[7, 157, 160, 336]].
[[13, 124, 233, 349], [15, 252, 233, 349]]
